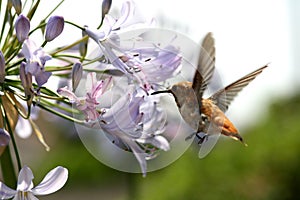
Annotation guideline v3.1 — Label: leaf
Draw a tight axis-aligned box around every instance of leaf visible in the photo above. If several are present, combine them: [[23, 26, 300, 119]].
[[0, 92, 20, 130]]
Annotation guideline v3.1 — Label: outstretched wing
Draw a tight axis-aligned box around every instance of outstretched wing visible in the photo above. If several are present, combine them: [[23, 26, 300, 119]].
[[192, 32, 215, 103], [209, 64, 268, 112]]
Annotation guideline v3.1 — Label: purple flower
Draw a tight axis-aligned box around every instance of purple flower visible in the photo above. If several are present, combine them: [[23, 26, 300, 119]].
[[20, 62, 33, 97], [15, 14, 30, 42], [21, 38, 52, 87], [84, 0, 181, 91], [12, 0, 22, 14], [101, 0, 112, 21], [58, 72, 112, 121], [45, 16, 64, 42], [0, 51, 6, 83], [72, 62, 83, 91], [85, 0, 151, 42], [0, 166, 68, 199], [94, 87, 169, 176], [0, 129, 10, 156], [120, 44, 182, 90]]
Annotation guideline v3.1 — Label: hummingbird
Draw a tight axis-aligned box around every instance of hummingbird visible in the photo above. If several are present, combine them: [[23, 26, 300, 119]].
[[152, 32, 268, 146]]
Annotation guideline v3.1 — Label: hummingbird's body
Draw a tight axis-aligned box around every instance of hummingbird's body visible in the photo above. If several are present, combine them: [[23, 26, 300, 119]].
[[170, 81, 244, 144], [153, 32, 268, 145]]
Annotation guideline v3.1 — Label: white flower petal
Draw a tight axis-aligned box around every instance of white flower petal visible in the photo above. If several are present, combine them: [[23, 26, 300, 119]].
[[112, 1, 133, 30], [22, 39, 37, 60], [17, 166, 34, 191], [57, 86, 78, 103], [125, 138, 147, 177], [84, 27, 106, 43], [138, 135, 170, 151], [15, 117, 33, 139], [12, 192, 39, 200], [32, 166, 68, 195], [0, 182, 17, 199]]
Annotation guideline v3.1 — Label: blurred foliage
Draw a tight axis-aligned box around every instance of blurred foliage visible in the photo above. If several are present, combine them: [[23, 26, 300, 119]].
[[34, 93, 300, 200]]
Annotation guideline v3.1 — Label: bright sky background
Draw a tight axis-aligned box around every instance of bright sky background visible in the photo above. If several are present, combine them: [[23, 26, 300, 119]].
[[34, 0, 299, 130]]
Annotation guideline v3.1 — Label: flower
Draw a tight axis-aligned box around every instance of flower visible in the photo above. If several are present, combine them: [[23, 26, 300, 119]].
[[119, 44, 182, 90], [101, 0, 112, 22], [58, 72, 112, 121], [0, 51, 6, 83], [20, 62, 33, 98], [15, 14, 30, 42], [12, 0, 22, 14], [85, 0, 149, 42], [45, 16, 64, 42], [0, 165, 68, 200], [71, 62, 83, 91], [21, 38, 52, 87], [95, 87, 169, 176], [0, 128, 10, 156], [84, 1, 181, 91]]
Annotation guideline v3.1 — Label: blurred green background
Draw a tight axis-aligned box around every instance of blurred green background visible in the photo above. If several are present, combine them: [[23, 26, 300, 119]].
[[15, 92, 300, 200]]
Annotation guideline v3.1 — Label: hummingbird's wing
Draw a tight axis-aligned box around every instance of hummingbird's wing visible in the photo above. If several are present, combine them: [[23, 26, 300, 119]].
[[209, 65, 268, 112], [192, 32, 215, 102]]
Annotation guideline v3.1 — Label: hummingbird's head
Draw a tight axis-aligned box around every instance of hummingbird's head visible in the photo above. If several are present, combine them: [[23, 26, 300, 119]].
[[151, 81, 194, 109]]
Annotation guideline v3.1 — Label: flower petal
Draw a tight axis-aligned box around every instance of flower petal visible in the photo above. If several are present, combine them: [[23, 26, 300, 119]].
[[15, 14, 30, 42], [35, 71, 52, 87], [0, 51, 6, 83], [57, 86, 78, 103], [17, 166, 34, 191], [137, 135, 170, 151], [22, 39, 36, 60], [0, 182, 17, 199], [45, 16, 64, 42], [12, 192, 39, 200], [15, 117, 32, 139], [32, 166, 68, 196], [124, 138, 147, 177]]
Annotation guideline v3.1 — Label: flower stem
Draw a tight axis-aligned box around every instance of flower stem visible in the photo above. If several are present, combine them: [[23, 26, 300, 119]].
[[0, 148, 17, 188], [37, 102, 84, 124], [0, 104, 22, 171]]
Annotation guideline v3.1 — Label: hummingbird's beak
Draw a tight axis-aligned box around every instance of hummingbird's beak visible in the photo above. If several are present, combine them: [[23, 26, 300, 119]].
[[151, 90, 172, 95]]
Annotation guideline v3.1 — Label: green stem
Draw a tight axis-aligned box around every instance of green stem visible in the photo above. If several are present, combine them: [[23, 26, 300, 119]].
[[50, 35, 89, 55], [0, 97, 22, 171], [37, 102, 84, 124], [65, 20, 85, 31], [0, 147, 17, 188]]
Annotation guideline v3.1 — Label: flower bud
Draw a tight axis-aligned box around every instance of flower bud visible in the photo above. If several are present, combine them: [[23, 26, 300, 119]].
[[79, 28, 88, 58], [15, 14, 30, 42], [102, 0, 112, 22], [0, 51, 6, 83], [45, 16, 64, 42], [12, 0, 22, 14], [20, 62, 32, 97], [72, 62, 83, 91], [0, 128, 10, 156]]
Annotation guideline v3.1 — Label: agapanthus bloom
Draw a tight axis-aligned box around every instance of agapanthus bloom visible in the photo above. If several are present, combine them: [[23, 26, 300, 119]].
[[0, 128, 10, 156], [85, 1, 181, 91], [21, 38, 52, 87], [0, 50, 6, 83], [117, 44, 182, 90], [0, 166, 68, 200], [85, 0, 149, 42], [15, 14, 30, 43], [45, 16, 64, 42], [94, 87, 170, 176], [58, 72, 112, 121]]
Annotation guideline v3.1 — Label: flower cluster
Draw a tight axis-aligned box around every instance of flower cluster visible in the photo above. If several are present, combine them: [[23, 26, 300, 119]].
[[0, 0, 187, 196], [56, 0, 182, 175]]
